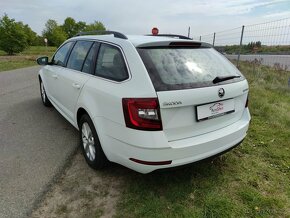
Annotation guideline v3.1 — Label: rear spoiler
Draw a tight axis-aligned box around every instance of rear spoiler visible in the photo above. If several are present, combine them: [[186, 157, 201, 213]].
[[137, 41, 212, 48]]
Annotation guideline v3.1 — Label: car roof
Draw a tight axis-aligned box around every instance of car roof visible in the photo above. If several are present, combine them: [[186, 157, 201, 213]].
[[69, 34, 211, 48]]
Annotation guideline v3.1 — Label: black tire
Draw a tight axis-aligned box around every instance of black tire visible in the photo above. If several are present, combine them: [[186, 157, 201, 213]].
[[39, 79, 52, 107], [79, 114, 108, 169]]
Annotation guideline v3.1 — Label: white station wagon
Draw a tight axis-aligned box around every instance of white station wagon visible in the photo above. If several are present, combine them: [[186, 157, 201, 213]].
[[37, 31, 251, 173]]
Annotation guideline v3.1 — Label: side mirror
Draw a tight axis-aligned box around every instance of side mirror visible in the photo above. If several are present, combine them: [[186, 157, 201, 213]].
[[37, 56, 49, 65]]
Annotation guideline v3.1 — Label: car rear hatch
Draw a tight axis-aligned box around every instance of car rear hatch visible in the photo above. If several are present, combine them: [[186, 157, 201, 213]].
[[137, 40, 249, 142]]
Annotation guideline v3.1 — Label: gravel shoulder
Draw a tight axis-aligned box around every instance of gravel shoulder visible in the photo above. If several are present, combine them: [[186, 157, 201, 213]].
[[31, 151, 124, 218]]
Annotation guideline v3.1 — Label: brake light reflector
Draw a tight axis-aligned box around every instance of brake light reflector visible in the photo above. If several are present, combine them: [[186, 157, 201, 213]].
[[129, 158, 172, 165], [122, 98, 162, 130]]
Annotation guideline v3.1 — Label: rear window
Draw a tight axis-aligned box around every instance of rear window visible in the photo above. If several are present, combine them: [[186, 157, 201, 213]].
[[138, 47, 244, 91]]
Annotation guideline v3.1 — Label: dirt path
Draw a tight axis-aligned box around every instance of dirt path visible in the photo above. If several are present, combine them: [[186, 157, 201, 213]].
[[31, 151, 125, 218]]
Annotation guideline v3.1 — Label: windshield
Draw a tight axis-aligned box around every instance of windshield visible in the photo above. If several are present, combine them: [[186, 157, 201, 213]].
[[138, 47, 243, 91]]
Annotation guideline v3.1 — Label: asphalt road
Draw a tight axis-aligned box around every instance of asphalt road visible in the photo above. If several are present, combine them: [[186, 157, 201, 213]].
[[226, 54, 290, 70], [0, 66, 79, 218]]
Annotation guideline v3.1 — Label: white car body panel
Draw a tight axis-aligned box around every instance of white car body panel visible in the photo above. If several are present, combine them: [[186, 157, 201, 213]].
[[55, 68, 89, 122], [157, 80, 249, 141], [39, 34, 251, 173], [97, 108, 250, 173], [40, 65, 58, 100]]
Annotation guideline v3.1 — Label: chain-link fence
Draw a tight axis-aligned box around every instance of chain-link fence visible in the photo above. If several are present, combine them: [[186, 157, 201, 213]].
[[192, 17, 290, 70]]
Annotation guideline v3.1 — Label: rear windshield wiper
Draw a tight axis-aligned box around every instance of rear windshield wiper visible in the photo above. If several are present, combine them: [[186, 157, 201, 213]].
[[212, 75, 241, 84]]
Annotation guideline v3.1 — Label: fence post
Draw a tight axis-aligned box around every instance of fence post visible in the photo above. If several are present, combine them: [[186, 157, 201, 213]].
[[237, 25, 245, 68], [212, 32, 216, 47], [199, 35, 201, 41]]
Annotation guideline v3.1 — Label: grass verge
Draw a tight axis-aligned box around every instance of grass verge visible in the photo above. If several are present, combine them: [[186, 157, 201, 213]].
[[115, 62, 290, 218], [30, 60, 289, 217], [0, 46, 56, 72]]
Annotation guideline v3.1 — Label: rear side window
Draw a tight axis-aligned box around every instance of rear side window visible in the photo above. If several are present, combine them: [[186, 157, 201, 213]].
[[95, 44, 129, 81], [138, 48, 243, 91], [67, 41, 93, 71], [52, 42, 74, 66]]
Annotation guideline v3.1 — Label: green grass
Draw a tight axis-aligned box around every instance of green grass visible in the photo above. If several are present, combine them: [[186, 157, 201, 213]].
[[95, 208, 104, 218], [0, 46, 56, 72], [116, 62, 290, 218], [223, 45, 290, 55]]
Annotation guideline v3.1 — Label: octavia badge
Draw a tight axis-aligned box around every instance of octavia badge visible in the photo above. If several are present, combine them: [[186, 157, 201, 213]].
[[218, 88, 225, 98]]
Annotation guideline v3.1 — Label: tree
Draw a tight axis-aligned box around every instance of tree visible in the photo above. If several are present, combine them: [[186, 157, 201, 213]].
[[256, 41, 262, 48], [247, 41, 262, 49], [77, 21, 86, 33], [84, 21, 106, 32], [42, 18, 106, 45], [62, 18, 106, 37], [22, 24, 38, 46], [16, 21, 38, 46], [0, 14, 28, 55], [42, 19, 67, 46], [62, 17, 88, 38], [62, 17, 77, 38], [35, 35, 46, 46]]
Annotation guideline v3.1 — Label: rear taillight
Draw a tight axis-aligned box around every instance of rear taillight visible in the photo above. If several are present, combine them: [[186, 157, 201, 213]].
[[245, 95, 249, 108], [122, 98, 162, 131]]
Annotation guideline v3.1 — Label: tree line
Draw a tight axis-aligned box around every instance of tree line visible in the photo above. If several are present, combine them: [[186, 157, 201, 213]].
[[0, 14, 106, 55]]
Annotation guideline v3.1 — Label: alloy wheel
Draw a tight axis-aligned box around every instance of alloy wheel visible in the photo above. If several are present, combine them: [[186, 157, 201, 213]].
[[81, 122, 96, 161]]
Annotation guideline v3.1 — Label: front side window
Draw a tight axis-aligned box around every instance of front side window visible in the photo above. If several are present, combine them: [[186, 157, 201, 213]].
[[52, 42, 74, 66], [138, 47, 244, 91], [95, 44, 129, 81], [67, 41, 93, 71]]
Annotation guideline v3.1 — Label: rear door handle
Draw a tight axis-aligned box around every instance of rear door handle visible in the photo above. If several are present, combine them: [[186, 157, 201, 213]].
[[72, 83, 81, 89], [52, 74, 58, 79]]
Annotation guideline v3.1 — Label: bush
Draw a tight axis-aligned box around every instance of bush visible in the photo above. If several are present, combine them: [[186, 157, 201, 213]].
[[42, 19, 67, 47], [0, 14, 28, 55]]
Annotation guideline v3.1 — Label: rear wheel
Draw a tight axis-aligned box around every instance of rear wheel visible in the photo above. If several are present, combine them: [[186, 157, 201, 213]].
[[39, 79, 52, 107], [79, 114, 108, 169]]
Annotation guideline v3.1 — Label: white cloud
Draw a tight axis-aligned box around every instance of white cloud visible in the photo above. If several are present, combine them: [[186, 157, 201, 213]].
[[263, 11, 290, 18], [165, 0, 288, 16], [0, 0, 289, 37]]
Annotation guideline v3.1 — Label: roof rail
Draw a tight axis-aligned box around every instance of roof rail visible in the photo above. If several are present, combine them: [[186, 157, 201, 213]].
[[146, 34, 192, 40], [75, 31, 128, 39]]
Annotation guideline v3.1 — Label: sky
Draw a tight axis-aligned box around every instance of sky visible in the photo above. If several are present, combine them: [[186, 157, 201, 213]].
[[0, 0, 290, 38]]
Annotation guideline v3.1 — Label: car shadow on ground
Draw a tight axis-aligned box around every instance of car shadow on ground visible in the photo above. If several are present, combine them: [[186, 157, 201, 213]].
[[28, 97, 235, 217]]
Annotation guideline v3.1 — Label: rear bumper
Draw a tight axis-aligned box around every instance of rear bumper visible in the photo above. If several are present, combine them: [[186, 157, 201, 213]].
[[97, 108, 251, 174]]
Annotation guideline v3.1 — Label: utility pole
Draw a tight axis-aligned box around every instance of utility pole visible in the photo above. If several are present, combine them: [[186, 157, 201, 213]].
[[237, 25, 245, 68], [213, 32, 216, 47]]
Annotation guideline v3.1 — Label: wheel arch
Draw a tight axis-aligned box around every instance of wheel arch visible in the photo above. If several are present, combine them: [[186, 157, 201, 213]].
[[76, 106, 112, 161], [76, 107, 89, 128]]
